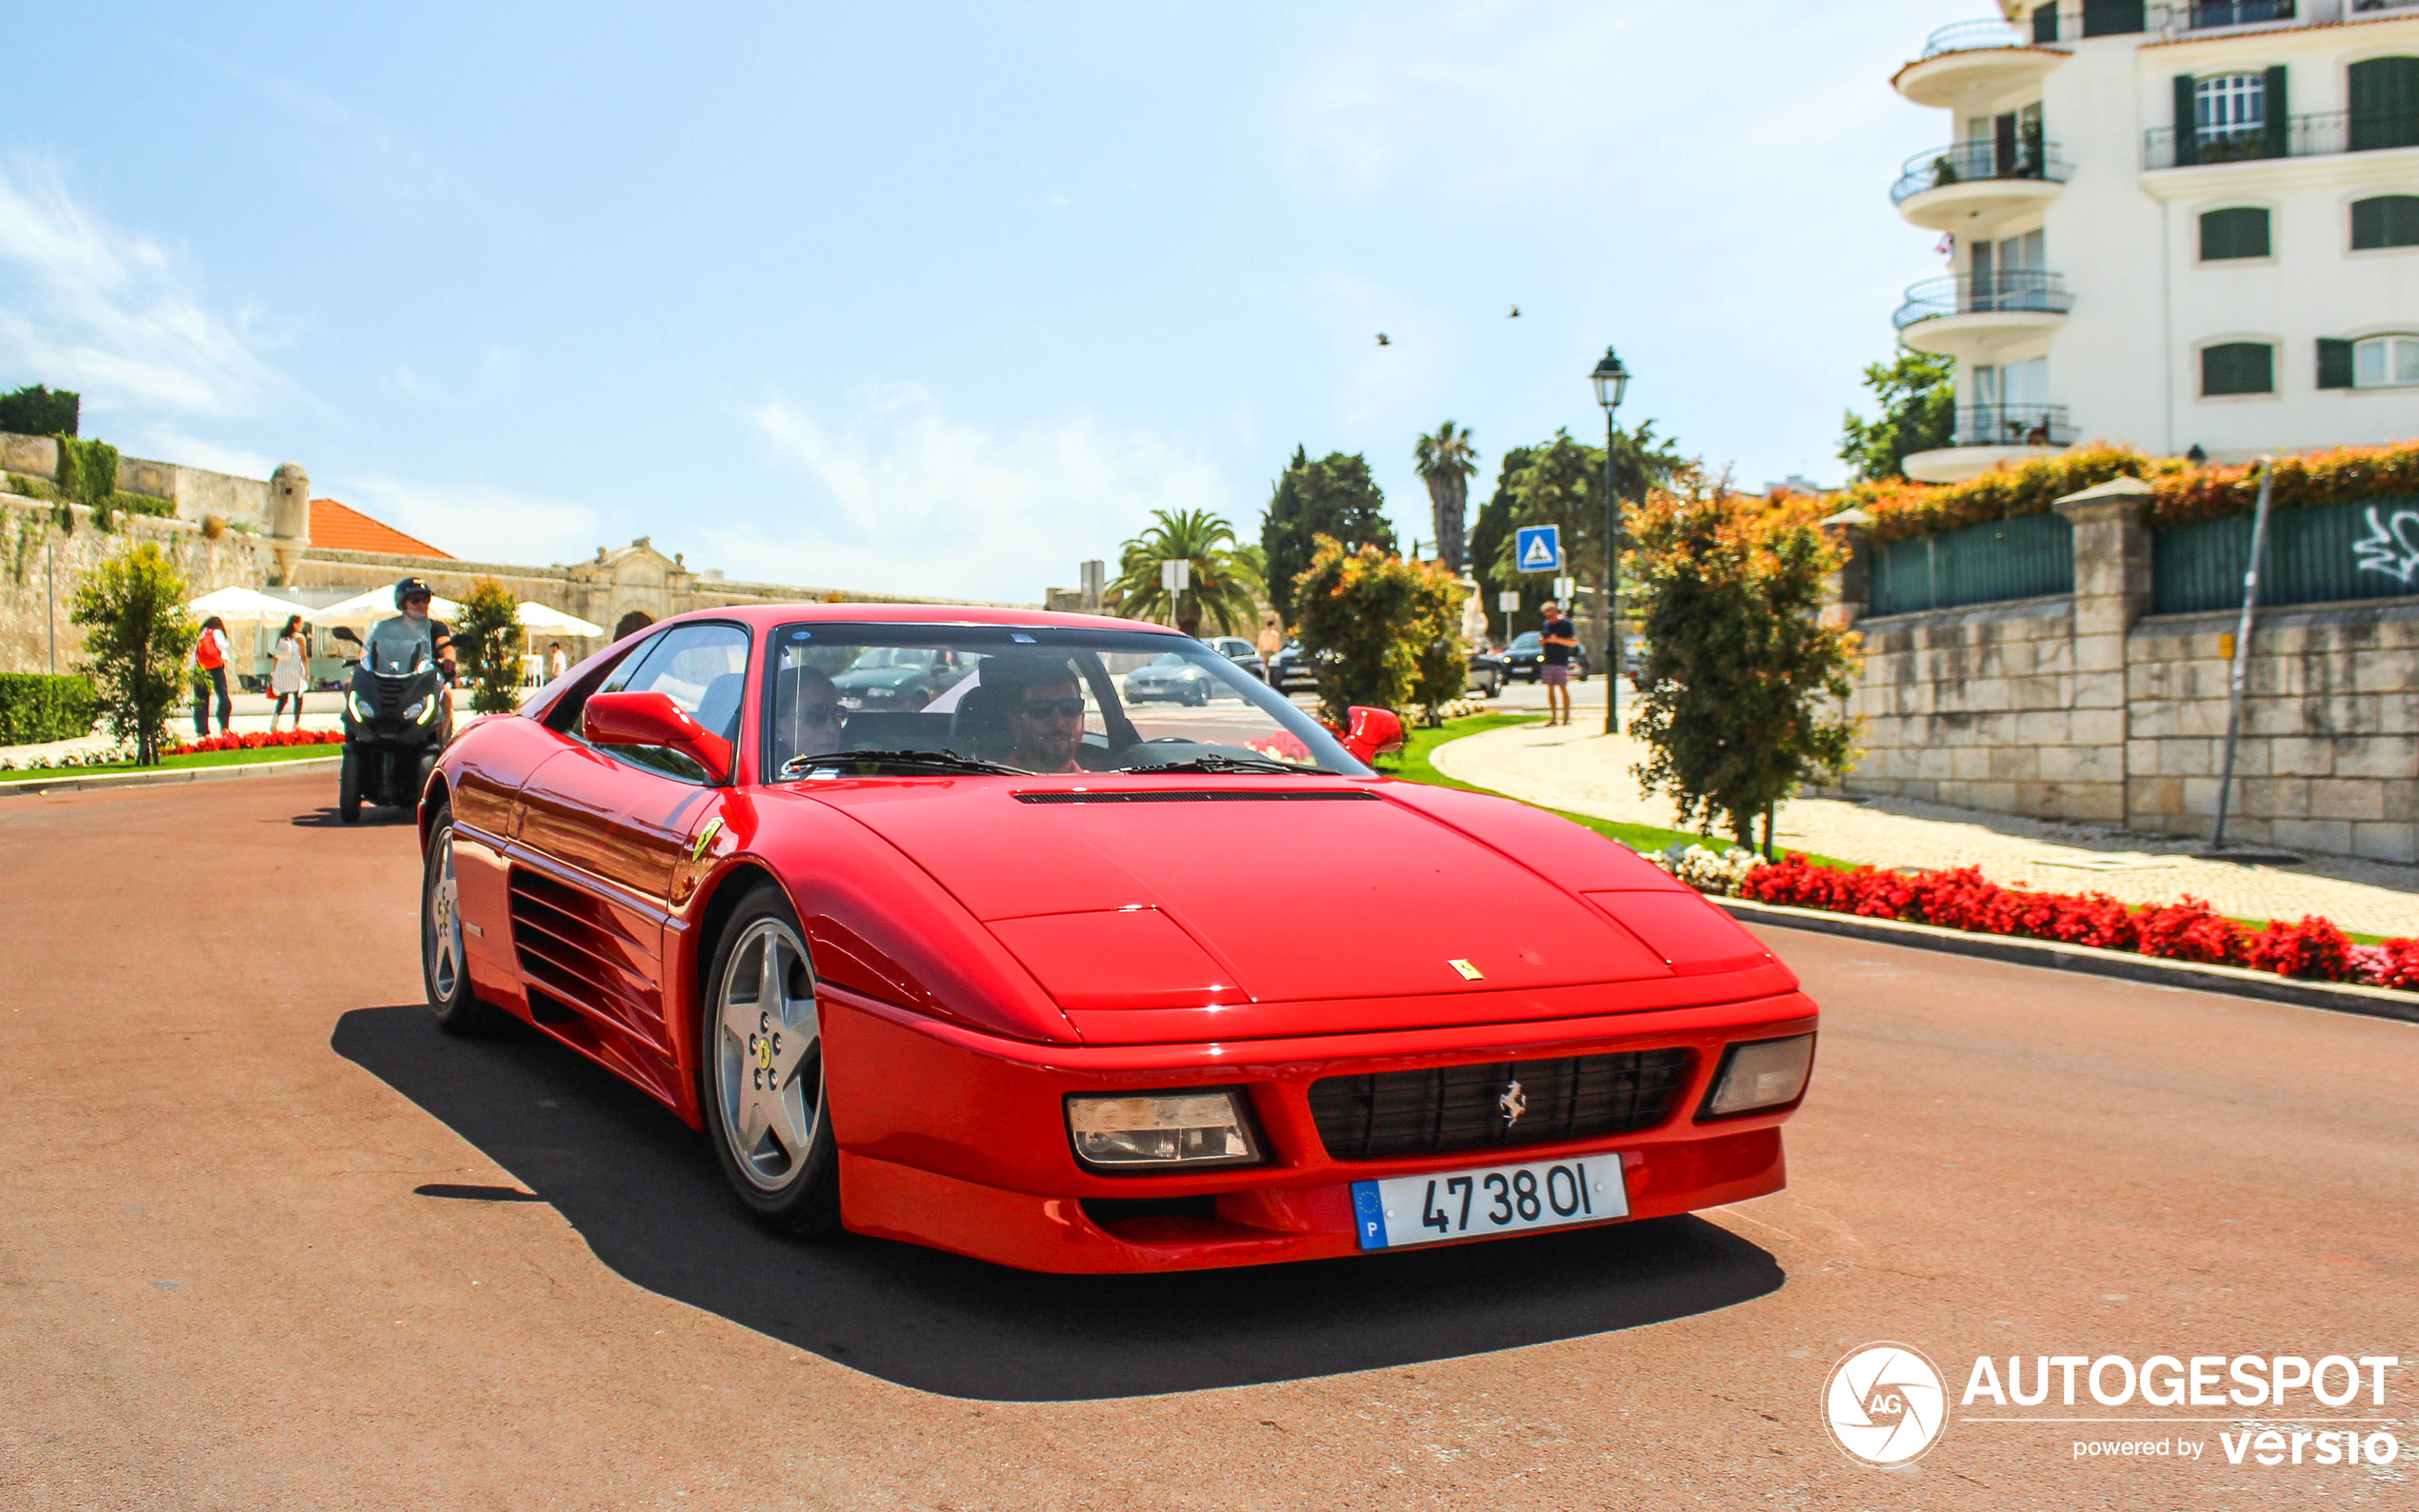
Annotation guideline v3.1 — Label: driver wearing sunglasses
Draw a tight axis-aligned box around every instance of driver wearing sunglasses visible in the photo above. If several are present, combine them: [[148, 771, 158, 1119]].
[[981, 655, 1090, 773], [788, 666, 846, 750]]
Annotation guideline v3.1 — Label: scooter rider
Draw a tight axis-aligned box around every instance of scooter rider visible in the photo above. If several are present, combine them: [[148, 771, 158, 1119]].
[[390, 577, 457, 683]]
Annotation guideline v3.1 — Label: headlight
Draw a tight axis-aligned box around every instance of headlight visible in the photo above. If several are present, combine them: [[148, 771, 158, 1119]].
[[1065, 1089, 1263, 1169], [346, 690, 369, 722], [1701, 1033, 1815, 1118], [406, 694, 440, 725]]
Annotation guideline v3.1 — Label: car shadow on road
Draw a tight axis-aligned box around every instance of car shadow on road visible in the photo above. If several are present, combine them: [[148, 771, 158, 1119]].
[[331, 1004, 1785, 1402]]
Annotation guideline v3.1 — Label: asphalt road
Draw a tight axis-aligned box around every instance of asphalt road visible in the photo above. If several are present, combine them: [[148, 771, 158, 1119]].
[[3, 772, 2413, 1510]]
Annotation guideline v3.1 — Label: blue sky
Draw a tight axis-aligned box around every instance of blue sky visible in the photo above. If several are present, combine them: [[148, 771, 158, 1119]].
[[0, 1, 1961, 602]]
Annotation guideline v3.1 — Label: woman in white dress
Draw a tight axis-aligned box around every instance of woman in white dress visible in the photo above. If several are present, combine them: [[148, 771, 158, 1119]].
[[270, 614, 308, 730]]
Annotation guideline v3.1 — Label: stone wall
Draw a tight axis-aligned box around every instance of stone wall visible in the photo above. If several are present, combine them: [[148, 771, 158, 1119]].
[[1826, 481, 2419, 865], [0, 497, 274, 677], [1, 430, 273, 527]]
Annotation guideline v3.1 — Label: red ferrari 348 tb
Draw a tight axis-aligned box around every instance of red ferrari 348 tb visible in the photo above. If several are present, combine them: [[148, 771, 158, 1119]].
[[419, 606, 1816, 1273]]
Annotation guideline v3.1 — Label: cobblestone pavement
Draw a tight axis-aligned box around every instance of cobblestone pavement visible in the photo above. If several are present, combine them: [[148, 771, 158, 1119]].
[[1435, 709, 2419, 939]]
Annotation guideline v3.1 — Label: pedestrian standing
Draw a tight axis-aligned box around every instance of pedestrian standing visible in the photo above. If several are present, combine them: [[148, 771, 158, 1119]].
[[1255, 617, 1283, 680], [192, 616, 233, 736], [270, 614, 308, 730], [548, 642, 568, 684], [1538, 601, 1578, 726]]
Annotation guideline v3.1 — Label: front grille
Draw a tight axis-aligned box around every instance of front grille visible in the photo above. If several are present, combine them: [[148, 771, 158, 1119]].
[[1308, 1049, 1694, 1162]]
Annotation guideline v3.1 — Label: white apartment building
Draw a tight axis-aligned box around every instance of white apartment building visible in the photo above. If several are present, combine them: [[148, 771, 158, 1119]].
[[1889, 0, 2419, 481]]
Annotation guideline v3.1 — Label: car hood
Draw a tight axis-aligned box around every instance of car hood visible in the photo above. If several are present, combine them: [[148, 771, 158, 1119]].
[[797, 779, 1727, 1013]]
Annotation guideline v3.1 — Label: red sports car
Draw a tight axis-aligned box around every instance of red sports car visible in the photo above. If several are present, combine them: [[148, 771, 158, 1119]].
[[418, 606, 1816, 1273]]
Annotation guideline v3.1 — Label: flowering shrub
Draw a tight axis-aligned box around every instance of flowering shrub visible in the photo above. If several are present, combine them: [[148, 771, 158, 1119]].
[[1647, 843, 1762, 895], [169, 728, 345, 756], [1732, 855, 2414, 991], [0, 745, 137, 772], [1844, 439, 2419, 544]]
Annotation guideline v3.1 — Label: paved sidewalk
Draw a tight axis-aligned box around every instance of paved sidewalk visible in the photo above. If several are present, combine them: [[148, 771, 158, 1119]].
[[1435, 716, 2419, 939]]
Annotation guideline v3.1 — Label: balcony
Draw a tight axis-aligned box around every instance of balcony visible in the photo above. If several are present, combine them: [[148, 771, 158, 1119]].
[[1894, 18, 2064, 109], [2186, 0, 2293, 25], [1903, 407, 2075, 484], [2146, 109, 2419, 169], [1894, 271, 2073, 357], [1893, 138, 2071, 229]]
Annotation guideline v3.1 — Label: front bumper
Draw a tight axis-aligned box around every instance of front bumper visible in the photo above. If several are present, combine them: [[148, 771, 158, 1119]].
[[822, 986, 1814, 1273]]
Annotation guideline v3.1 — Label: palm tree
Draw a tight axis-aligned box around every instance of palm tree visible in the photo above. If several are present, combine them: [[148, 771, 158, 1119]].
[[1414, 421, 1479, 572], [1109, 509, 1265, 638]]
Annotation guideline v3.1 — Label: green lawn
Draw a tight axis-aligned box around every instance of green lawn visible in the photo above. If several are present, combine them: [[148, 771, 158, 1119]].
[[0, 744, 343, 784], [1378, 712, 1851, 866]]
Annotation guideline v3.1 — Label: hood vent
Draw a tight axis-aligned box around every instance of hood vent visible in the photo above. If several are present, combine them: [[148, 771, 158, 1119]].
[[1015, 788, 1380, 805]]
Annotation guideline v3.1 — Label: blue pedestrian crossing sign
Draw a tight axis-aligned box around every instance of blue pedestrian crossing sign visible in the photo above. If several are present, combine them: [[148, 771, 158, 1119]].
[[1515, 525, 1563, 573]]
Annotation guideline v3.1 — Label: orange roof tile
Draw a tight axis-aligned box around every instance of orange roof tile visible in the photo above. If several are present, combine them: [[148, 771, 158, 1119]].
[[310, 498, 451, 559]]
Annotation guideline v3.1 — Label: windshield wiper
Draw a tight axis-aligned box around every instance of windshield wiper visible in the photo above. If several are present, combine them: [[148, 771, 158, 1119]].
[[1121, 754, 1330, 776], [781, 748, 1023, 777]]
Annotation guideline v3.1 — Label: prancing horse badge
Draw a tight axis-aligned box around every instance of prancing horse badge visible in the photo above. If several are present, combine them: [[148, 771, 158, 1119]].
[[1498, 1079, 1528, 1127]]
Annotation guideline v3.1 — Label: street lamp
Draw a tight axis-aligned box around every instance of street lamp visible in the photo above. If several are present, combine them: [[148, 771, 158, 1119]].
[[1589, 346, 1629, 735]]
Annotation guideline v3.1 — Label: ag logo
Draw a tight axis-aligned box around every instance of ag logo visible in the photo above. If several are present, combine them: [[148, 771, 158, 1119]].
[[1823, 1343, 1948, 1466]]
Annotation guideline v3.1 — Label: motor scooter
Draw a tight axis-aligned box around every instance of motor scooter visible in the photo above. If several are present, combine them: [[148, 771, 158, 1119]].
[[329, 621, 451, 824]]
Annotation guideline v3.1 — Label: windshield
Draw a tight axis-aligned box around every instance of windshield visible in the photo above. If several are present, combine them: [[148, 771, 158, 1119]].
[[364, 616, 435, 676], [1509, 632, 1541, 651], [768, 624, 1365, 778]]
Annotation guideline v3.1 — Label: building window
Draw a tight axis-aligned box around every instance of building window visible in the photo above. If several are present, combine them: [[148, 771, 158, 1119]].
[[2351, 194, 2419, 249], [2201, 342, 2275, 396], [2195, 73, 2267, 150], [2083, 0, 2147, 37], [2355, 335, 2419, 388], [2199, 206, 2271, 259], [2348, 57, 2419, 153]]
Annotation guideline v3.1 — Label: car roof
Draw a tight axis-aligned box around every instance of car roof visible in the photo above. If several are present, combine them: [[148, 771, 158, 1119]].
[[629, 603, 1192, 638]]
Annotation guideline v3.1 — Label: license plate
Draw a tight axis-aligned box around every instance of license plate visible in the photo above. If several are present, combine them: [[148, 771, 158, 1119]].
[[1350, 1154, 1629, 1250]]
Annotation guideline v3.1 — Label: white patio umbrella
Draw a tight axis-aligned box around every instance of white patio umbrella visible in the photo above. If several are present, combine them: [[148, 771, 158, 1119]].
[[310, 586, 467, 628], [186, 586, 313, 627], [515, 601, 606, 637]]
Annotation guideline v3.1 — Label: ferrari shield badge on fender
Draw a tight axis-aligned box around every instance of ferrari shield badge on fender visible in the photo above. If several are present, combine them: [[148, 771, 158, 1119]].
[[1449, 959, 1484, 980]]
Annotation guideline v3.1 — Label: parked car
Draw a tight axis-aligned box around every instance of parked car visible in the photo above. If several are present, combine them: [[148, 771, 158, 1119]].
[[419, 606, 1817, 1273], [1204, 636, 1268, 681], [1123, 651, 1222, 706], [1269, 642, 1322, 692], [1498, 631, 1590, 683], [830, 646, 971, 710]]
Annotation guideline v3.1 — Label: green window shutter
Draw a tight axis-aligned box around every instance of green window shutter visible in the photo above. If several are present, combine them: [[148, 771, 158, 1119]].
[[2084, 0, 2145, 37], [2202, 343, 2274, 397], [2352, 194, 2419, 250], [2199, 207, 2269, 261], [2032, 4, 2059, 43], [2317, 339, 2355, 389], [2173, 75, 2199, 167], [2349, 58, 2419, 153], [2263, 66, 2288, 159]]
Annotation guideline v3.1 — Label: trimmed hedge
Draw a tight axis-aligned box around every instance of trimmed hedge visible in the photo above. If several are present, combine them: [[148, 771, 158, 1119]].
[[1847, 440, 2419, 544], [0, 673, 99, 746]]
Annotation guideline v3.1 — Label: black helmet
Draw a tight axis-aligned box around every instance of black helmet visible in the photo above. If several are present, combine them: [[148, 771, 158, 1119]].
[[394, 576, 433, 608]]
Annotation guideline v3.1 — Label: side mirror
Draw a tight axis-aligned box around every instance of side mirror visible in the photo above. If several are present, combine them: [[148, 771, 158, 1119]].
[[330, 627, 362, 647], [582, 690, 733, 786], [1340, 705, 1406, 765]]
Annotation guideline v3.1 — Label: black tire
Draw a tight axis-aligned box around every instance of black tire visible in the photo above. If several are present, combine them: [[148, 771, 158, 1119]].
[[422, 805, 503, 1035], [701, 884, 841, 1234], [338, 747, 362, 824]]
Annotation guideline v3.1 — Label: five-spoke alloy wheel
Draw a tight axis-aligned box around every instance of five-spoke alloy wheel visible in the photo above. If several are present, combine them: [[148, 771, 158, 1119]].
[[703, 885, 841, 1232], [423, 805, 500, 1035]]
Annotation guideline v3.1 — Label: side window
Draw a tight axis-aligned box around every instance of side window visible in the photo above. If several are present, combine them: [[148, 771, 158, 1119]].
[[2201, 341, 2274, 397], [589, 623, 751, 782], [542, 635, 655, 733]]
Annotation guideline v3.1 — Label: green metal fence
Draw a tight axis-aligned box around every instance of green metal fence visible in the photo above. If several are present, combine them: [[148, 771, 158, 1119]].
[[2151, 495, 2419, 614], [1869, 510, 2075, 617]]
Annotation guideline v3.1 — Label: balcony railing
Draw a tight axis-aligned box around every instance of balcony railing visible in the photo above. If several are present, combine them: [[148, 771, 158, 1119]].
[[1920, 17, 2029, 57], [2146, 109, 2419, 169], [1893, 270, 2075, 330], [1950, 405, 2074, 449], [2186, 0, 2292, 27], [2351, 0, 2419, 12], [1891, 138, 2072, 205]]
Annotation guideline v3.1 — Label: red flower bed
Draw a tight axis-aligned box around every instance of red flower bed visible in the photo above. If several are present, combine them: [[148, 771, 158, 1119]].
[[170, 728, 346, 756], [1737, 856, 2409, 990]]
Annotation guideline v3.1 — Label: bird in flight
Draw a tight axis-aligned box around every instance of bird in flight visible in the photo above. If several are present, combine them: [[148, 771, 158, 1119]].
[[1509, 305, 1520, 318], [1375, 332, 1390, 346]]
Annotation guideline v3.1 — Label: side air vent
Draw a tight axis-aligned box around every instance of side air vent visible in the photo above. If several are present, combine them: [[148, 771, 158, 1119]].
[[1015, 789, 1380, 805], [506, 867, 658, 1042]]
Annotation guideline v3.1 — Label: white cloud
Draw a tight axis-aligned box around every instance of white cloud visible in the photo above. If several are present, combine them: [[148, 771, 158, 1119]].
[[325, 475, 604, 568], [730, 388, 1232, 603], [0, 155, 278, 416]]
